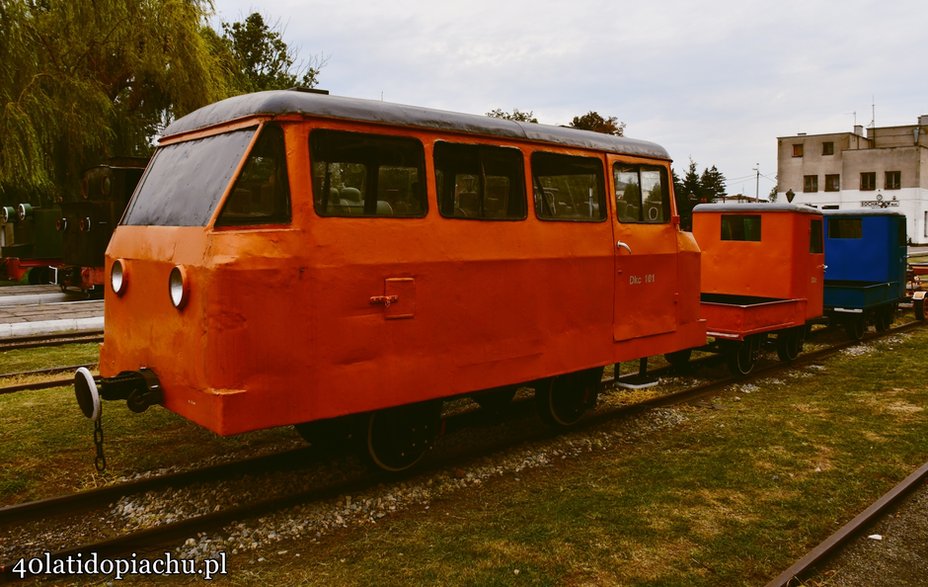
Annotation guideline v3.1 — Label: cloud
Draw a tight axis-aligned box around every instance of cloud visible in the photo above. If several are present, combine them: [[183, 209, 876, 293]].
[[212, 0, 928, 191]]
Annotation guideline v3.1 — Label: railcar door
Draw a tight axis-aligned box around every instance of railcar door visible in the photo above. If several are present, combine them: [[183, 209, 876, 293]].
[[609, 157, 680, 341]]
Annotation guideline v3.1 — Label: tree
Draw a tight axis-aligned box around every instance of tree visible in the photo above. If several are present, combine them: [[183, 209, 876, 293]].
[[219, 12, 323, 92], [700, 165, 727, 202], [568, 111, 625, 136], [0, 0, 229, 203], [768, 186, 778, 202], [486, 108, 538, 123]]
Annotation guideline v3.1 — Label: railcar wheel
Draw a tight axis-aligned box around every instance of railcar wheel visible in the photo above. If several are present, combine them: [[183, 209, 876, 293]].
[[472, 385, 518, 414], [664, 349, 692, 371], [363, 401, 442, 473], [535, 367, 603, 429], [844, 317, 866, 341], [775, 328, 802, 362], [727, 341, 756, 376]]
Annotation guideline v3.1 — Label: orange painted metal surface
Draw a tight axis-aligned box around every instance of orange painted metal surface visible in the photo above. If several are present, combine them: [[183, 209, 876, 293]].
[[100, 109, 706, 436], [691, 204, 824, 338]]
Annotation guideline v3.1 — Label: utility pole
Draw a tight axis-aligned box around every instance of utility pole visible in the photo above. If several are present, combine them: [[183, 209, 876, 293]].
[[753, 163, 760, 200]]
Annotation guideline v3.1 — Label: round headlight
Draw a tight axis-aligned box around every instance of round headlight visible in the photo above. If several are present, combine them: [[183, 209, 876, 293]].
[[111, 259, 127, 295], [169, 266, 188, 309]]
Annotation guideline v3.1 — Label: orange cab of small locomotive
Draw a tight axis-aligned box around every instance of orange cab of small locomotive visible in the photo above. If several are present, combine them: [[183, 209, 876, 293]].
[[98, 91, 706, 436], [692, 204, 825, 320]]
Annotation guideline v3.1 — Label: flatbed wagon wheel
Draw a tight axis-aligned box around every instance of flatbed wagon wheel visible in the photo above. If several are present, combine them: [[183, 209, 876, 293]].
[[664, 349, 692, 371], [536, 367, 603, 429], [727, 340, 756, 376], [775, 328, 803, 362], [844, 316, 866, 341], [874, 306, 893, 332], [363, 401, 442, 473]]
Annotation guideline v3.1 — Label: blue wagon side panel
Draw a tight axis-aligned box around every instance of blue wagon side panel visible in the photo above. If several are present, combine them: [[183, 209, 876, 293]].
[[823, 211, 907, 311]]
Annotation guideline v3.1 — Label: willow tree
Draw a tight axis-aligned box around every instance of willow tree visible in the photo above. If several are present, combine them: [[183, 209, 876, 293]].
[[0, 0, 230, 204]]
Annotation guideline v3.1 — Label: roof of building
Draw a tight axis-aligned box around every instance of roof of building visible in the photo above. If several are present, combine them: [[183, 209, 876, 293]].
[[162, 90, 671, 160]]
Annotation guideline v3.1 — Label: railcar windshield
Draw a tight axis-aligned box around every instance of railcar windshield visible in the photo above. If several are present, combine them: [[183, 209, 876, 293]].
[[122, 129, 256, 226]]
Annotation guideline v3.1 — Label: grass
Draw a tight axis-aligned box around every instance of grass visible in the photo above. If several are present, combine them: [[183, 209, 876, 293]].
[[237, 328, 928, 586], [1, 327, 927, 585]]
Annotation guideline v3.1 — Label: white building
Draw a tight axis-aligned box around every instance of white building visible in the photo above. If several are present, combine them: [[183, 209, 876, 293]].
[[777, 115, 928, 244]]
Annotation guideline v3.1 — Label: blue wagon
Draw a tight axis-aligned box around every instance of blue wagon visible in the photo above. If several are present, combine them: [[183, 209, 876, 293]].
[[823, 210, 907, 339]]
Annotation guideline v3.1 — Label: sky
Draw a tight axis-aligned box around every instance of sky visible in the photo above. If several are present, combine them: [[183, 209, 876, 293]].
[[211, 0, 928, 198]]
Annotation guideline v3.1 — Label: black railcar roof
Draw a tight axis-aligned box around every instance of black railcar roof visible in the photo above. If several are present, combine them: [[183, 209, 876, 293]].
[[162, 90, 671, 161]]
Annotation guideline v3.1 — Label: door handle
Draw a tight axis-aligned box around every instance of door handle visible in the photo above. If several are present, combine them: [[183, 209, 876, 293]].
[[616, 241, 632, 254]]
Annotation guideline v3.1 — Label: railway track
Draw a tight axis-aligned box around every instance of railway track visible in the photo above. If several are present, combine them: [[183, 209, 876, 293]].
[[0, 364, 94, 395], [0, 331, 103, 352], [765, 460, 928, 587], [0, 320, 923, 581]]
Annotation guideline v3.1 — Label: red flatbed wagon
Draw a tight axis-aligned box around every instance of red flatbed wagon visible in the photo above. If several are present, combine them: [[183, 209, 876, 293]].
[[690, 203, 825, 374]]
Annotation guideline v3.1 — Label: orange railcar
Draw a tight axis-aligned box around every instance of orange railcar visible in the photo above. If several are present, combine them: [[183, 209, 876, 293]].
[[691, 203, 825, 374], [75, 90, 705, 470]]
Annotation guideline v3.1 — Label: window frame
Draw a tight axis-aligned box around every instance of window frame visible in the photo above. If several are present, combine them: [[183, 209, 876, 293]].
[[885, 170, 901, 190], [720, 214, 762, 242], [530, 151, 607, 223], [215, 123, 292, 228], [309, 128, 428, 219], [822, 141, 834, 156], [824, 174, 840, 192], [860, 172, 876, 191], [613, 163, 672, 225], [803, 175, 818, 193], [792, 144, 804, 158], [433, 141, 527, 221]]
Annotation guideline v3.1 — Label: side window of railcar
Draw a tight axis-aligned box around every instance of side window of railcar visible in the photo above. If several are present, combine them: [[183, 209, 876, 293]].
[[828, 217, 862, 239], [720, 215, 761, 241], [310, 130, 426, 217], [216, 125, 291, 226], [810, 219, 823, 253], [531, 152, 605, 221], [434, 142, 526, 220], [614, 164, 670, 224]]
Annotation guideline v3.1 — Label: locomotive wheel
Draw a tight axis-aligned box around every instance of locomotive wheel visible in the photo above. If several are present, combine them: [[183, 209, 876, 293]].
[[844, 317, 865, 341], [664, 349, 692, 371], [295, 416, 357, 454], [775, 328, 803, 362], [363, 401, 442, 473], [727, 341, 756, 376], [535, 367, 603, 429], [472, 385, 518, 414]]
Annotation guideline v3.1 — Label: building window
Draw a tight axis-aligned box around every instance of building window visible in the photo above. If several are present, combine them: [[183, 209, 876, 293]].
[[822, 142, 834, 156], [860, 172, 876, 191], [792, 144, 804, 158], [885, 170, 901, 190], [803, 175, 818, 193], [824, 174, 840, 192]]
